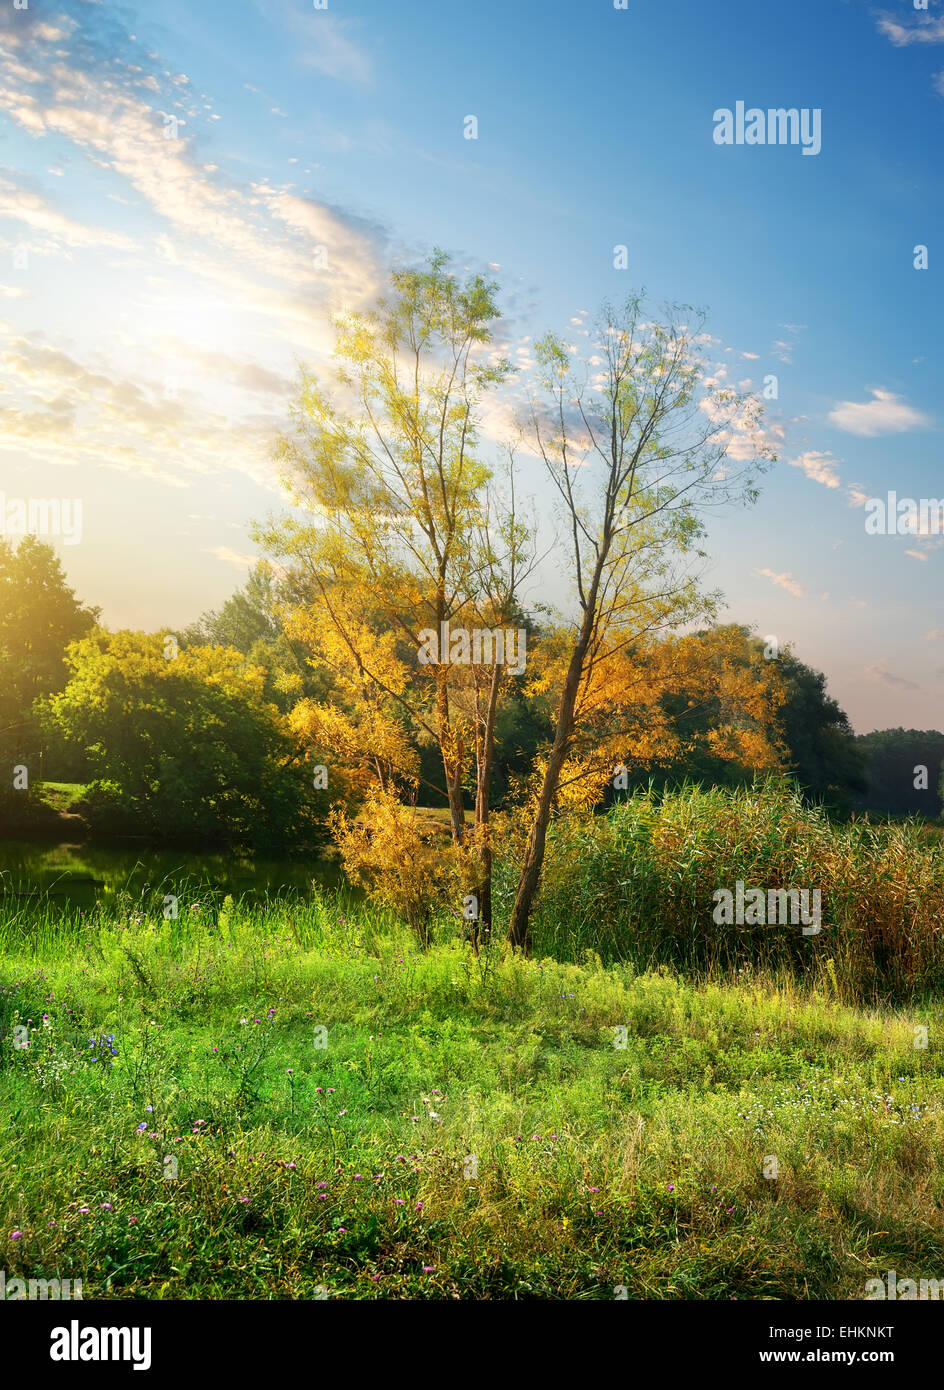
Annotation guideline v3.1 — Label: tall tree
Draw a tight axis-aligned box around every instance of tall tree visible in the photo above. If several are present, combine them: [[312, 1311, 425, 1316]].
[[258, 252, 526, 937], [506, 298, 773, 951]]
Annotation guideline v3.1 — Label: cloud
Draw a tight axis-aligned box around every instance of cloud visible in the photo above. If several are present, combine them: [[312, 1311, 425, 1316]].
[[770, 323, 805, 365], [905, 549, 929, 561], [0, 3, 391, 496], [0, 176, 134, 250], [253, 3, 372, 83], [877, 13, 944, 45], [925, 630, 944, 641], [207, 545, 259, 569], [756, 568, 804, 598], [0, 326, 284, 491], [788, 450, 840, 488], [865, 663, 919, 691], [828, 388, 929, 437], [846, 483, 871, 509]]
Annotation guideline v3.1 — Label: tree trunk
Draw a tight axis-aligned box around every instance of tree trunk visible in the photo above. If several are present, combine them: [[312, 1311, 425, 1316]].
[[507, 578, 602, 953], [471, 661, 502, 951]]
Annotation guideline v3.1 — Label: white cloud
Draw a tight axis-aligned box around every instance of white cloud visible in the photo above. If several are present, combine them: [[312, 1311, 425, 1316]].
[[828, 388, 929, 437], [877, 13, 944, 45], [788, 450, 840, 488], [756, 568, 804, 598], [0, 177, 134, 250]]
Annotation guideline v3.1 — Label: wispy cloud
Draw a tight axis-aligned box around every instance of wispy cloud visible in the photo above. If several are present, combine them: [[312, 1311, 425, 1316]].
[[252, 2, 372, 83], [866, 663, 920, 691], [207, 546, 260, 569], [756, 568, 804, 598], [876, 13, 944, 46]]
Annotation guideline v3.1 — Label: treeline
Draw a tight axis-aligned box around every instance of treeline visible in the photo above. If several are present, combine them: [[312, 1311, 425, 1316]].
[[852, 729, 944, 819], [1, 532, 878, 844]]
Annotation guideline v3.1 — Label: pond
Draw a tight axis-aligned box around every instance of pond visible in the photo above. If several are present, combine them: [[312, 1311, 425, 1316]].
[[0, 836, 348, 913]]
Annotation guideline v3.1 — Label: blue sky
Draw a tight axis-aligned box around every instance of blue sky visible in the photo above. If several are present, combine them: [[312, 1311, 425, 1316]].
[[0, 0, 941, 731]]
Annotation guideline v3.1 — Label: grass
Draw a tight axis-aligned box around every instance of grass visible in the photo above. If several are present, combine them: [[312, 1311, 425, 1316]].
[[2, 889, 944, 1299]]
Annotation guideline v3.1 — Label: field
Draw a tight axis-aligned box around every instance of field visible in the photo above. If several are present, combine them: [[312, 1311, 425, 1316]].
[[2, 884, 944, 1300]]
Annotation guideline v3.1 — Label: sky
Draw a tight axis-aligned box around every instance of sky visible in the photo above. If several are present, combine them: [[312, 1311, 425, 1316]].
[[0, 0, 941, 733]]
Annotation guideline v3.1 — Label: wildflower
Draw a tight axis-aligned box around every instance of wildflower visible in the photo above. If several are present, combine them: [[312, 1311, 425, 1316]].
[[77, 1207, 90, 1215], [339, 1109, 348, 1116], [667, 1184, 675, 1192], [415, 1201, 423, 1211], [100, 1203, 113, 1210], [10, 1231, 23, 1240], [136, 1122, 147, 1132], [338, 1227, 347, 1234], [423, 1265, 436, 1272]]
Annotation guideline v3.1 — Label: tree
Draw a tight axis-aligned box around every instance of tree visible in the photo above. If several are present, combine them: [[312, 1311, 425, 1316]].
[[0, 536, 98, 767], [854, 728, 944, 819], [774, 648, 866, 813], [179, 560, 327, 714], [506, 298, 774, 951], [626, 626, 865, 811], [47, 631, 322, 848], [258, 251, 526, 941]]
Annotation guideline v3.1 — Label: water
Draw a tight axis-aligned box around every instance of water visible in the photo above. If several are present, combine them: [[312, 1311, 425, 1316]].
[[0, 836, 347, 913]]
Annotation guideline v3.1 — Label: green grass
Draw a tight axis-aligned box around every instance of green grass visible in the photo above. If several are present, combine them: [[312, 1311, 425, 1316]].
[[2, 891, 944, 1299]]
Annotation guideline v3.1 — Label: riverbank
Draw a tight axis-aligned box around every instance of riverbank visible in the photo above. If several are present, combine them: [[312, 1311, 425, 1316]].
[[2, 898, 943, 1299]]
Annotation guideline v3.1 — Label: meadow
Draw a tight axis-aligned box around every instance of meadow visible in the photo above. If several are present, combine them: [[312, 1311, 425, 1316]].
[[3, 786, 944, 1301]]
